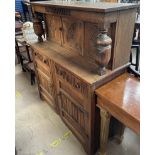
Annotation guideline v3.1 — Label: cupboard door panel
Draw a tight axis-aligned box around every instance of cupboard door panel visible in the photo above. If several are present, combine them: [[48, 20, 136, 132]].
[[46, 14, 62, 44], [62, 17, 84, 55], [59, 90, 89, 138]]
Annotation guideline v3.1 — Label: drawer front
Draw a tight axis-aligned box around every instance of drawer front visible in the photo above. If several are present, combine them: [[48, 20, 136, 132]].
[[55, 63, 88, 98], [37, 69, 54, 97], [59, 90, 89, 143], [34, 51, 50, 69], [34, 59, 51, 77]]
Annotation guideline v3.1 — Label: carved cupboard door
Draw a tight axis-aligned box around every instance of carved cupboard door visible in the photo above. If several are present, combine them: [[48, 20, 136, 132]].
[[37, 70, 53, 95], [45, 14, 62, 44], [55, 63, 89, 150], [33, 50, 57, 110], [58, 90, 89, 148], [61, 17, 84, 55]]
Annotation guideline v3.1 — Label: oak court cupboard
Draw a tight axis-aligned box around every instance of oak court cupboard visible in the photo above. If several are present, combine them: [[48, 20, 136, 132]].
[[30, 1, 139, 155]]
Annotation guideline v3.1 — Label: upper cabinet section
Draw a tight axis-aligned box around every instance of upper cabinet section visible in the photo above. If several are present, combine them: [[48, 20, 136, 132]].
[[45, 14, 84, 55], [31, 1, 139, 76]]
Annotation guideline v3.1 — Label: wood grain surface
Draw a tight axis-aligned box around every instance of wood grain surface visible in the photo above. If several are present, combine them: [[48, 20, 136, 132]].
[[31, 1, 139, 13], [96, 73, 140, 134]]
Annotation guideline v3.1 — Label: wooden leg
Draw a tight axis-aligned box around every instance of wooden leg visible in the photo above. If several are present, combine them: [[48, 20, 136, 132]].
[[98, 109, 111, 155], [31, 72, 34, 85], [109, 117, 125, 144], [135, 46, 140, 71], [15, 147, 17, 155], [31, 71, 35, 85], [15, 39, 21, 64]]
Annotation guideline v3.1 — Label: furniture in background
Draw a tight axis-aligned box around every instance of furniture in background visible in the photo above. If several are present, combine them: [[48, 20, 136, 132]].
[[15, 21, 38, 85], [95, 72, 140, 155], [22, 0, 33, 21], [30, 1, 139, 155], [15, 0, 24, 20], [129, 19, 140, 77], [15, 37, 36, 85], [15, 12, 23, 64]]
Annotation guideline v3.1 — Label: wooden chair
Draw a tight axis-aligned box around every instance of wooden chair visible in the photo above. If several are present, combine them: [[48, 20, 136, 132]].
[[15, 37, 35, 85], [15, 21, 36, 85], [15, 13, 23, 64]]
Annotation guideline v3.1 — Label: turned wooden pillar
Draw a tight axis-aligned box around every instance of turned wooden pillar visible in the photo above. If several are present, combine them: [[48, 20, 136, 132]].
[[95, 24, 112, 76], [33, 14, 44, 42], [99, 109, 111, 155]]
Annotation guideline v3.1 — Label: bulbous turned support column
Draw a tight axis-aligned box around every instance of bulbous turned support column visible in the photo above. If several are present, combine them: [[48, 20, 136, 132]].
[[33, 14, 44, 42], [95, 27, 112, 76]]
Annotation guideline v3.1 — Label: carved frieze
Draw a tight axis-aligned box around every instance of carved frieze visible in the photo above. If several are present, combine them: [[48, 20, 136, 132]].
[[45, 7, 71, 16], [55, 64, 88, 97]]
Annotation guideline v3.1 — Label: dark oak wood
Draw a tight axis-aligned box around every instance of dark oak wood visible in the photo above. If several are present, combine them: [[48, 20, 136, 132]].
[[30, 2, 138, 155], [31, 1, 138, 13]]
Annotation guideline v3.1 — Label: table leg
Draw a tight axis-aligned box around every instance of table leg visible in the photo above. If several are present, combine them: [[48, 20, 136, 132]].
[[109, 117, 125, 144], [99, 109, 111, 155]]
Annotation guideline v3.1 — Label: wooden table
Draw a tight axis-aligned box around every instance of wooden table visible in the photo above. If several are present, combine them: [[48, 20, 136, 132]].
[[95, 73, 140, 155]]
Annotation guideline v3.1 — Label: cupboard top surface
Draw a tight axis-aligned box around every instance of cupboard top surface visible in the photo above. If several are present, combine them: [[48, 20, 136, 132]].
[[31, 41, 125, 85], [31, 1, 139, 13]]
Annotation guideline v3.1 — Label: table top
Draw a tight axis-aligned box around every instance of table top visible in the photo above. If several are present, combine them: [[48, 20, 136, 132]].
[[96, 73, 140, 134], [31, 1, 139, 13]]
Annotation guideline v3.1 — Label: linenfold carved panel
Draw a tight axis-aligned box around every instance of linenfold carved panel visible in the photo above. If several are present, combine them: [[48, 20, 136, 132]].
[[60, 91, 88, 135], [55, 64, 88, 97]]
